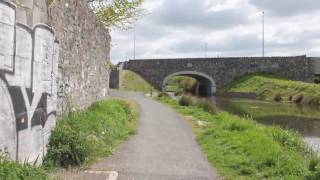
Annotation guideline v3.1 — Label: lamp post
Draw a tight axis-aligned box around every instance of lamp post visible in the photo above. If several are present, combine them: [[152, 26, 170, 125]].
[[133, 24, 136, 60], [262, 11, 265, 57], [204, 42, 208, 58]]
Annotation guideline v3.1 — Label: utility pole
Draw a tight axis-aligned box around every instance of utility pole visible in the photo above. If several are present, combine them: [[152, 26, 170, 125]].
[[133, 24, 136, 60], [204, 42, 208, 58], [262, 11, 265, 57]]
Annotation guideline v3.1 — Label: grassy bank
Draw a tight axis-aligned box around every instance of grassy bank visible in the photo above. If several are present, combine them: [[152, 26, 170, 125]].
[[44, 99, 139, 168], [120, 70, 157, 93], [225, 74, 320, 105], [0, 99, 139, 179], [156, 95, 320, 179]]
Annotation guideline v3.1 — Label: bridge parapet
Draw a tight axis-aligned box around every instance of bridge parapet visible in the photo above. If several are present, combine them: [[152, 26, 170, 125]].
[[309, 57, 320, 75]]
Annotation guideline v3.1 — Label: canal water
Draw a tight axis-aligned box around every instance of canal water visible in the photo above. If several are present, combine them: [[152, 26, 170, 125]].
[[214, 97, 320, 152]]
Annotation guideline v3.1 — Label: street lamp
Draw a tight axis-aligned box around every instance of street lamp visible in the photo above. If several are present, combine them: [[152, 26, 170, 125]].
[[262, 11, 265, 57], [133, 24, 136, 60]]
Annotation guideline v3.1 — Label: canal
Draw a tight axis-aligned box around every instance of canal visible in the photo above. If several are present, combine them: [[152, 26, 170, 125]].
[[214, 97, 320, 152]]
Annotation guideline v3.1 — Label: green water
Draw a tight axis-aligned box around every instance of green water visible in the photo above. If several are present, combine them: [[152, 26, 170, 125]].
[[214, 97, 320, 151]]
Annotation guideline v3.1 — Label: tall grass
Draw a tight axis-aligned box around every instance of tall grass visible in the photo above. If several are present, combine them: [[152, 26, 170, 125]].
[[0, 151, 47, 179], [156, 96, 320, 179], [225, 73, 320, 106], [44, 99, 139, 168], [178, 94, 218, 113]]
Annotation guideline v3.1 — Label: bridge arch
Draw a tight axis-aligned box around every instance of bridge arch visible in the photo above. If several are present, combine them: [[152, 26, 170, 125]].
[[162, 71, 216, 96]]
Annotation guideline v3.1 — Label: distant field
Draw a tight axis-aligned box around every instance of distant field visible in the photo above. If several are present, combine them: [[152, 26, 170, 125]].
[[225, 73, 320, 105]]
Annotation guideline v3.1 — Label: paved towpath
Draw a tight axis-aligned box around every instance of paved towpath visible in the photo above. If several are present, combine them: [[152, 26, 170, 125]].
[[91, 91, 220, 180]]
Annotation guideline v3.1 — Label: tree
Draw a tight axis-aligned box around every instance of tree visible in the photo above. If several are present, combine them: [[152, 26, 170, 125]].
[[88, 0, 145, 29]]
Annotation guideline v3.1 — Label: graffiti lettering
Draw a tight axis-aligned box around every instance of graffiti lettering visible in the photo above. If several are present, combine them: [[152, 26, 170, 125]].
[[0, 2, 59, 162]]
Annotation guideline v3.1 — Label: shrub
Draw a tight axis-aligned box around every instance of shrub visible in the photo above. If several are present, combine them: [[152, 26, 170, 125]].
[[0, 151, 47, 179], [197, 99, 218, 113], [179, 94, 196, 106], [293, 94, 304, 104], [273, 93, 282, 102], [44, 99, 138, 168], [44, 122, 89, 167], [302, 96, 320, 106], [174, 91, 182, 96], [158, 92, 170, 98]]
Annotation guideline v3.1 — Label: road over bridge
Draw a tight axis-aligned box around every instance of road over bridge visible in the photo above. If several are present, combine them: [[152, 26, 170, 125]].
[[122, 56, 316, 96]]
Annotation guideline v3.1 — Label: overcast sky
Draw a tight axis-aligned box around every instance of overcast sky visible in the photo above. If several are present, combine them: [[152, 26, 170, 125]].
[[110, 0, 320, 64]]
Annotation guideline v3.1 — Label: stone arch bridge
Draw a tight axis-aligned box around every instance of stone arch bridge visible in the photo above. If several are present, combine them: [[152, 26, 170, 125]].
[[122, 56, 317, 96]]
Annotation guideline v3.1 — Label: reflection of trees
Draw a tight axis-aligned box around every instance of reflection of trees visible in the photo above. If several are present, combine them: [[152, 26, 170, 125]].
[[215, 98, 320, 137]]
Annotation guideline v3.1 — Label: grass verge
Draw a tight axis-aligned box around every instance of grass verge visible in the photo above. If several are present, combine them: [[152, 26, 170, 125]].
[[0, 151, 47, 180], [225, 73, 320, 106], [44, 99, 139, 168], [120, 70, 158, 93], [156, 95, 320, 179]]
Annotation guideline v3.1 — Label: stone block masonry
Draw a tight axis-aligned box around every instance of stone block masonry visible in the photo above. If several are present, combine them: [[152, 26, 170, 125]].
[[49, 0, 111, 116]]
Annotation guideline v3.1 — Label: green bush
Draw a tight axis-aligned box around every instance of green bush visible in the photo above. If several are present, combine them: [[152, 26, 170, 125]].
[[302, 96, 320, 106], [293, 94, 304, 104], [44, 99, 139, 168], [179, 94, 196, 106], [273, 93, 283, 102], [197, 99, 218, 113], [0, 151, 47, 180], [44, 123, 89, 167], [178, 94, 218, 113], [158, 92, 170, 98]]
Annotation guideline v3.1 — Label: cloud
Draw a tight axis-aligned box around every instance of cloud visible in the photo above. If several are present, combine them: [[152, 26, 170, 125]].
[[153, 0, 252, 30], [249, 0, 320, 16], [110, 0, 320, 63]]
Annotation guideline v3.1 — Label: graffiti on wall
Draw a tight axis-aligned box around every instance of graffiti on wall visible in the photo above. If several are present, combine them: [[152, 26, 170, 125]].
[[0, 2, 59, 162]]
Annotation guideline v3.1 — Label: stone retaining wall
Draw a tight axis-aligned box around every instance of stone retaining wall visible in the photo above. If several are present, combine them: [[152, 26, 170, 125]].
[[49, 0, 111, 116], [0, 0, 111, 162]]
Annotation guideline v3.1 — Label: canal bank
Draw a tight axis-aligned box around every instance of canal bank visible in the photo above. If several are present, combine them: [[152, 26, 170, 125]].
[[224, 73, 320, 106], [156, 95, 320, 179], [214, 97, 320, 153]]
